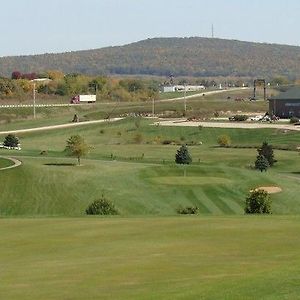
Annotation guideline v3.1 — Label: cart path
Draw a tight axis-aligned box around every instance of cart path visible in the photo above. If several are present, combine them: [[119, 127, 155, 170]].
[[0, 118, 123, 135], [0, 156, 22, 170]]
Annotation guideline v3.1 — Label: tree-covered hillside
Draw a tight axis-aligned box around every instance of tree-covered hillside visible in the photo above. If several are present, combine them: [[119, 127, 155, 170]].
[[1, 37, 300, 78]]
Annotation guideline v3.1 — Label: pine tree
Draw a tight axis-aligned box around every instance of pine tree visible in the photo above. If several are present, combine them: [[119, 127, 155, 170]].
[[258, 141, 275, 166], [175, 144, 192, 165], [255, 154, 269, 172]]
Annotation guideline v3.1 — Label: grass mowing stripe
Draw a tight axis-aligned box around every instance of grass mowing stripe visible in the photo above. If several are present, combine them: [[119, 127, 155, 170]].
[[184, 189, 211, 213], [202, 186, 237, 214]]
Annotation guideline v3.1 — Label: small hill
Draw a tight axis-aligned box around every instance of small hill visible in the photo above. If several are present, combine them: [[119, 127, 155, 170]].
[[1, 37, 300, 78]]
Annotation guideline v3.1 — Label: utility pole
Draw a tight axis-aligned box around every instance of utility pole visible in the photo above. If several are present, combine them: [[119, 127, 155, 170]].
[[184, 83, 187, 116], [33, 82, 36, 119], [152, 98, 155, 117]]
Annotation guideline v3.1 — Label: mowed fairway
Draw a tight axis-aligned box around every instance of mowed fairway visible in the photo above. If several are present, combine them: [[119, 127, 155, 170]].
[[1, 216, 300, 300], [0, 118, 300, 216]]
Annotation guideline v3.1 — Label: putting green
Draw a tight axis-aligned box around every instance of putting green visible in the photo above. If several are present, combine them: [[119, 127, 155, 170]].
[[150, 176, 232, 186]]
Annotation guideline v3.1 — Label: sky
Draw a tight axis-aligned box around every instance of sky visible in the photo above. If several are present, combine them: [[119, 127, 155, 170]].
[[1, 0, 300, 57]]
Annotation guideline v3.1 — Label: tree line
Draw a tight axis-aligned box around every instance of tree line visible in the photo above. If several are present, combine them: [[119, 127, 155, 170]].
[[0, 71, 160, 102]]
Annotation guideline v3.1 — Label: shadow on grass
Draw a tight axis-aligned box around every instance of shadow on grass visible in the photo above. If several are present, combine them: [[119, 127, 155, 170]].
[[44, 163, 76, 167]]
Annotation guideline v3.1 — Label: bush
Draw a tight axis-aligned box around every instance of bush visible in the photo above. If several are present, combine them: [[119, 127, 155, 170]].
[[3, 134, 19, 148], [217, 135, 231, 147], [177, 206, 199, 214], [86, 196, 118, 215], [245, 190, 272, 214], [229, 115, 248, 121], [290, 116, 299, 124]]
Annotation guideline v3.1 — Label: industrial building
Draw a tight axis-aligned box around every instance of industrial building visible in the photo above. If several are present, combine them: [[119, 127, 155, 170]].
[[269, 86, 300, 118]]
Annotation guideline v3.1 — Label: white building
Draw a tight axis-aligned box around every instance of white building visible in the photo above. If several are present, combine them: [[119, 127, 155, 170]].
[[162, 85, 206, 93]]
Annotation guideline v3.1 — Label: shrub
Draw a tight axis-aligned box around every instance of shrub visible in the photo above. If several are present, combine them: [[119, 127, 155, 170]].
[[100, 129, 105, 134], [177, 206, 199, 214], [86, 196, 118, 215], [217, 135, 231, 147], [245, 190, 272, 214], [290, 116, 299, 124], [3, 134, 19, 148], [229, 115, 248, 121]]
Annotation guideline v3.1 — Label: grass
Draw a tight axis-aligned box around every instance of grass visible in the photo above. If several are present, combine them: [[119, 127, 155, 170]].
[[1, 216, 300, 299], [0, 88, 267, 131], [0, 118, 300, 216], [0, 157, 14, 168]]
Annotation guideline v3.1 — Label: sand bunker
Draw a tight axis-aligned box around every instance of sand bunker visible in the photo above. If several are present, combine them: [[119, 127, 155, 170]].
[[256, 186, 282, 194]]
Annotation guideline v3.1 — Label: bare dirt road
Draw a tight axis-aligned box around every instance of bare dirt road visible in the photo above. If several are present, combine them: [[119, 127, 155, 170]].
[[0, 118, 123, 135], [155, 119, 300, 131], [159, 87, 249, 102]]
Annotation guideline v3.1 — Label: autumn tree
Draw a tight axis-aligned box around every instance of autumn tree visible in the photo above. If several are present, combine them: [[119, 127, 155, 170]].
[[65, 135, 90, 165]]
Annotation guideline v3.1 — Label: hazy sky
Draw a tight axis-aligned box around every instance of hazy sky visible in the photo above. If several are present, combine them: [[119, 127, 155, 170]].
[[1, 0, 300, 57]]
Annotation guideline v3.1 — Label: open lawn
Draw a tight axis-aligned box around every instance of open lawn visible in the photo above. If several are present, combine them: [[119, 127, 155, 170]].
[[1, 216, 300, 300], [0, 118, 299, 216], [0, 157, 14, 168]]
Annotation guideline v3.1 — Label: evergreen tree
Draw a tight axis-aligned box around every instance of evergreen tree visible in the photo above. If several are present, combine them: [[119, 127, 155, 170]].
[[258, 141, 275, 166], [175, 144, 192, 165], [3, 134, 19, 148], [255, 154, 269, 172]]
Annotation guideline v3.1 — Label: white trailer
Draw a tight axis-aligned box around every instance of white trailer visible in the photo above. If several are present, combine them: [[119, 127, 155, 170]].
[[70, 95, 96, 104]]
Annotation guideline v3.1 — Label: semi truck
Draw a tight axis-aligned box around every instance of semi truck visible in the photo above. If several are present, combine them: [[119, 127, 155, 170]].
[[70, 94, 96, 104]]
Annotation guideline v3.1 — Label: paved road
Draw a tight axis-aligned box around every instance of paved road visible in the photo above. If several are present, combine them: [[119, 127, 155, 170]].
[[156, 119, 300, 131], [0, 118, 123, 135]]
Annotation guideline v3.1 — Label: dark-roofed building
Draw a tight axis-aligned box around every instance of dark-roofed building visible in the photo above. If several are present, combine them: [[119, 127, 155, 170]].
[[269, 86, 300, 118]]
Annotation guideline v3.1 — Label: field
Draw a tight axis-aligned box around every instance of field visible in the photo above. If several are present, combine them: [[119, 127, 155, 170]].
[[1, 216, 300, 300], [0, 117, 300, 216], [0, 88, 267, 130], [0, 89, 299, 299]]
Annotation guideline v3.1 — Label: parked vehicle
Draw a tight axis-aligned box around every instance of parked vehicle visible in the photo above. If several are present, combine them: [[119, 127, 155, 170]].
[[70, 95, 96, 104], [250, 115, 263, 121]]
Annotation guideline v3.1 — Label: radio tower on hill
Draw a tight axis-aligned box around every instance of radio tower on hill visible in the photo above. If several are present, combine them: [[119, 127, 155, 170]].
[[211, 24, 214, 38]]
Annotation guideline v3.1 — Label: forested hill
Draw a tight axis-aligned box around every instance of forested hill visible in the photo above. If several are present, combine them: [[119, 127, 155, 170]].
[[1, 37, 300, 78]]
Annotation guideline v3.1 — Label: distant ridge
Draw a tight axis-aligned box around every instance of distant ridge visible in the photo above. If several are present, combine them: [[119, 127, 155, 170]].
[[1, 37, 300, 78]]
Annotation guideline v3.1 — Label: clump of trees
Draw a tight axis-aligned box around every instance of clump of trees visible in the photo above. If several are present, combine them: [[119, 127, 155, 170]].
[[86, 196, 119, 215], [245, 190, 272, 214], [0, 71, 160, 102]]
